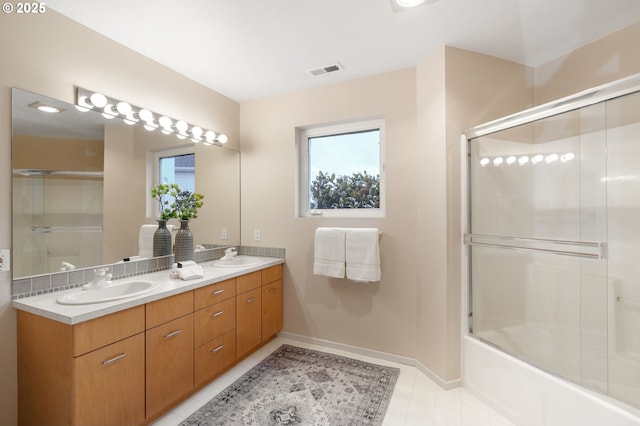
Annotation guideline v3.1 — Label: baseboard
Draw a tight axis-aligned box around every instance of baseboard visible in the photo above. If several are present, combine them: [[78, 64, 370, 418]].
[[278, 331, 461, 391]]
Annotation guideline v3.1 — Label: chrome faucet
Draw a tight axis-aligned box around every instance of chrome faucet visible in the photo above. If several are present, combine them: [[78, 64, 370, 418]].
[[221, 247, 237, 261], [83, 267, 112, 290]]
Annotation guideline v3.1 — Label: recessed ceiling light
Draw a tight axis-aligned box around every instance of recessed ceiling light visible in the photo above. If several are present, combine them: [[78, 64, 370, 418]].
[[396, 0, 426, 7], [390, 0, 437, 12], [28, 101, 65, 114]]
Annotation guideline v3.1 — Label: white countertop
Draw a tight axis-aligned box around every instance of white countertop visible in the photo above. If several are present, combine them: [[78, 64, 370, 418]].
[[12, 256, 285, 325]]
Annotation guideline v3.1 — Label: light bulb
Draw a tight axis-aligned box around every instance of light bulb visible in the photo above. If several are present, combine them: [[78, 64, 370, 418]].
[[89, 93, 108, 108], [545, 153, 559, 164], [519, 156, 529, 165], [76, 95, 93, 111], [480, 158, 490, 167], [116, 102, 132, 115], [138, 108, 153, 122], [205, 130, 216, 143], [103, 104, 118, 117], [532, 154, 544, 164], [493, 157, 503, 166], [191, 126, 203, 138], [217, 134, 228, 144], [506, 156, 516, 165], [158, 116, 172, 129], [124, 112, 138, 125], [175, 120, 188, 132], [561, 152, 575, 163]]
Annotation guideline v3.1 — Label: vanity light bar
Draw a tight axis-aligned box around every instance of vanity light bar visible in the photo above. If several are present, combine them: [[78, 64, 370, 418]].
[[75, 87, 228, 146]]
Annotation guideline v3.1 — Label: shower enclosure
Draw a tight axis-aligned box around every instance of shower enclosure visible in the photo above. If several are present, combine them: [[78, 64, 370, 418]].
[[465, 74, 640, 411]]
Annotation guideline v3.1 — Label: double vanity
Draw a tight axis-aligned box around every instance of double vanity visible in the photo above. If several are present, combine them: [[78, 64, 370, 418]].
[[13, 256, 284, 426]]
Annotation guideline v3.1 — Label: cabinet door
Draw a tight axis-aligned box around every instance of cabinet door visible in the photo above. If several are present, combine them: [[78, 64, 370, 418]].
[[262, 279, 283, 341], [74, 333, 145, 426], [236, 288, 262, 358], [146, 314, 194, 419]]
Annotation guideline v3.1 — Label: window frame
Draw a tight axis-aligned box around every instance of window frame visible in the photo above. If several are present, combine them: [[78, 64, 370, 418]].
[[297, 118, 385, 218], [146, 145, 196, 219]]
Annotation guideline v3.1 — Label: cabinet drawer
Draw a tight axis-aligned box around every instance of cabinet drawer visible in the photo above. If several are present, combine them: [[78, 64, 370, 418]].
[[73, 333, 145, 426], [194, 298, 236, 348], [261, 264, 282, 285], [194, 278, 235, 310], [146, 291, 193, 329], [194, 330, 236, 387], [236, 270, 261, 294], [146, 314, 194, 418], [73, 306, 145, 357]]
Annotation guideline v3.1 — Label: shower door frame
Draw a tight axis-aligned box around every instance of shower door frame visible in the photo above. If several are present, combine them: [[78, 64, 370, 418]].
[[462, 72, 640, 396]]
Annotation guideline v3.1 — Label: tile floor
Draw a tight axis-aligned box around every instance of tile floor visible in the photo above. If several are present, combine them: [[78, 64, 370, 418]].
[[151, 336, 515, 426]]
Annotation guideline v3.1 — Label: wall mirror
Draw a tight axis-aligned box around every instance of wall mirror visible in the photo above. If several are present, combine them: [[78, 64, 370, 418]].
[[11, 88, 240, 279]]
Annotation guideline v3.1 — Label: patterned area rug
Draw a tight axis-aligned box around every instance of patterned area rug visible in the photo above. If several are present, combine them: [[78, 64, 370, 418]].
[[181, 344, 400, 426]]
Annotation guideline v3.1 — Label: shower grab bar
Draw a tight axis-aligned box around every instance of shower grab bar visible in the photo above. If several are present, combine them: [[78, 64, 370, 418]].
[[464, 233, 606, 260]]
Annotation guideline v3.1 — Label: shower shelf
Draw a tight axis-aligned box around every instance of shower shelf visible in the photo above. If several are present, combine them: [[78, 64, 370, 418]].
[[463, 233, 607, 260]]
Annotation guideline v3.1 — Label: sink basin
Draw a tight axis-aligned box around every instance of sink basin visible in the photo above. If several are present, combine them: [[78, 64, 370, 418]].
[[57, 281, 158, 305], [212, 256, 264, 268]]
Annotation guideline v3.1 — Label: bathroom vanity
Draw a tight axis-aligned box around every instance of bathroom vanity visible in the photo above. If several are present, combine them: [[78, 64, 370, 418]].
[[14, 258, 283, 426]]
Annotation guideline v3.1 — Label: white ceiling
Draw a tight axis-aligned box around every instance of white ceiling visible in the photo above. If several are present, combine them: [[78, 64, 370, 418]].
[[48, 0, 640, 102]]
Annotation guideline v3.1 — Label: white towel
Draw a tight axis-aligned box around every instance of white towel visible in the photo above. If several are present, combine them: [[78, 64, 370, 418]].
[[313, 227, 346, 278], [346, 228, 381, 282], [138, 224, 157, 258]]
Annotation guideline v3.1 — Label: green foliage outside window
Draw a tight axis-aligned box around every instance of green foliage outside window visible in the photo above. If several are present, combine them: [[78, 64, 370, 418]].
[[310, 170, 380, 209]]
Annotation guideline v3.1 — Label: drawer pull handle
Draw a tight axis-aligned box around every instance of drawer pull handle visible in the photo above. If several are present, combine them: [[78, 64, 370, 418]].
[[164, 329, 182, 339], [269, 288, 277, 294], [210, 344, 224, 353], [211, 310, 224, 318], [211, 289, 225, 296], [246, 297, 256, 303], [102, 353, 126, 366]]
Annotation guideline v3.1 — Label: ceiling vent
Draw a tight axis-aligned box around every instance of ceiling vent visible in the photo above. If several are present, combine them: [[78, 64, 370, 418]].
[[308, 63, 344, 77]]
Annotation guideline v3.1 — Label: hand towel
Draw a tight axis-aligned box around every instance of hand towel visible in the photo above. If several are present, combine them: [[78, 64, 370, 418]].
[[138, 224, 158, 258], [346, 228, 381, 282], [313, 227, 346, 278]]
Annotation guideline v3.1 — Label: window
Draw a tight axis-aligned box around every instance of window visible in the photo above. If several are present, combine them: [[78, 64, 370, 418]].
[[147, 145, 196, 218], [298, 119, 385, 218]]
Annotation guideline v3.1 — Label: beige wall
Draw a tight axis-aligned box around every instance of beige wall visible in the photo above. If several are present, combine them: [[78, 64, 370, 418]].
[[240, 69, 421, 358], [0, 11, 239, 426], [536, 21, 640, 104]]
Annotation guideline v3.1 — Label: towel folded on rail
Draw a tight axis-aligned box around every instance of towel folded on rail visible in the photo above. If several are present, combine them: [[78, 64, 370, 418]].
[[313, 227, 346, 278], [345, 228, 381, 283]]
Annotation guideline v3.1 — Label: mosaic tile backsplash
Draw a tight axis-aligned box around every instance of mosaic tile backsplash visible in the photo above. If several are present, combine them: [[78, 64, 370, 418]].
[[12, 245, 285, 299]]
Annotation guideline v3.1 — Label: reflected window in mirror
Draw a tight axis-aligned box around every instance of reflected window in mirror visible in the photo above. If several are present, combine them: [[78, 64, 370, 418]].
[[150, 145, 196, 218]]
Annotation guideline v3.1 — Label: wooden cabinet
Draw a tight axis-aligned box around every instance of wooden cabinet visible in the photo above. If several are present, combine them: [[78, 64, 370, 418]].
[[236, 264, 283, 358], [236, 287, 262, 358], [262, 279, 283, 340], [18, 306, 146, 426], [145, 292, 194, 419], [18, 261, 283, 426], [74, 333, 145, 426]]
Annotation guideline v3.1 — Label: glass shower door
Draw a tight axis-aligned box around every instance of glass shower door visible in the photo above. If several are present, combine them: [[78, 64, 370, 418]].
[[606, 90, 640, 408], [468, 103, 609, 393]]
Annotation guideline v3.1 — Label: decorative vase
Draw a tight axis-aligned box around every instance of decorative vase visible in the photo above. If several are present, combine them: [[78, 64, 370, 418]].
[[153, 220, 172, 257], [174, 219, 194, 262]]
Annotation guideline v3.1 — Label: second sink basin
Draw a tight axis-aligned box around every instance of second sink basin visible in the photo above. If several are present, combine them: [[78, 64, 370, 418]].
[[212, 256, 264, 268], [57, 281, 158, 305]]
